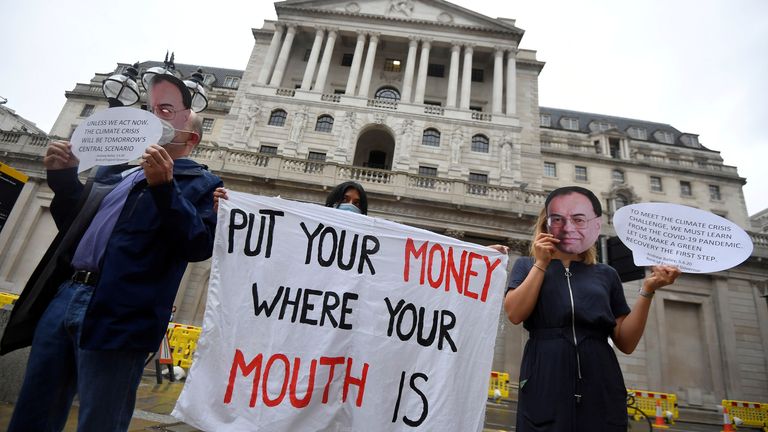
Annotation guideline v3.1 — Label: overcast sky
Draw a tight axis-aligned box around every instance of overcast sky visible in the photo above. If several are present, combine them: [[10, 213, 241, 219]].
[[1, 0, 766, 215]]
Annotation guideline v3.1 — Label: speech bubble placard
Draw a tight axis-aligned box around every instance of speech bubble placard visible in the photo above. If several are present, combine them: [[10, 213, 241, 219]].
[[71, 107, 162, 172], [614, 203, 753, 273]]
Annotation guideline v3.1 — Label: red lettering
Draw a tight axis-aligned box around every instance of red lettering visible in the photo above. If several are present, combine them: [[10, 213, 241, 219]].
[[445, 248, 467, 294], [262, 354, 290, 407], [320, 356, 345, 403], [462, 252, 482, 300], [480, 256, 502, 302], [342, 358, 369, 407], [289, 357, 317, 408], [224, 349, 263, 407], [427, 243, 446, 288], [404, 238, 428, 284]]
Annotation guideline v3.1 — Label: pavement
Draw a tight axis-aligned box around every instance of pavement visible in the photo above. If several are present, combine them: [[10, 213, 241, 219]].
[[0, 367, 729, 431]]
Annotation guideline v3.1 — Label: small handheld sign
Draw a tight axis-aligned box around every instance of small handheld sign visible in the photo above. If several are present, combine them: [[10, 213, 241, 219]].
[[70, 107, 163, 172], [613, 203, 753, 273]]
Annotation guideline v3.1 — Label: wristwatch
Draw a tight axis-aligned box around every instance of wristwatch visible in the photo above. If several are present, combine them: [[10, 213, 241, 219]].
[[638, 288, 654, 299]]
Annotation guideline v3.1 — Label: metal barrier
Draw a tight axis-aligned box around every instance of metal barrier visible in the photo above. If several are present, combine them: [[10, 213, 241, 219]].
[[627, 389, 679, 424], [488, 371, 510, 399], [0, 292, 20, 308], [722, 399, 768, 431], [167, 323, 202, 369]]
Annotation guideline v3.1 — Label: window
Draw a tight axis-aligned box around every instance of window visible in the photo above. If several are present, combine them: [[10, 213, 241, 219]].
[[561, 117, 579, 130], [471, 134, 489, 153], [469, 106, 483, 112], [590, 121, 617, 132], [471, 68, 484, 82], [424, 100, 442, 106], [468, 172, 488, 195], [374, 86, 400, 101], [79, 104, 95, 117], [575, 166, 588, 182], [259, 145, 278, 155], [650, 176, 663, 192], [427, 64, 445, 77], [612, 169, 625, 184], [341, 53, 354, 67], [609, 138, 621, 159], [709, 185, 721, 201], [419, 166, 438, 177], [384, 58, 402, 72], [614, 194, 629, 210], [655, 130, 675, 144], [202, 118, 214, 133], [540, 114, 551, 127], [628, 127, 647, 140], [334, 89, 345, 94], [680, 181, 692, 197], [315, 115, 334, 132], [223, 76, 240, 89], [308, 151, 326, 162], [543, 162, 557, 177], [268, 109, 287, 126], [422, 128, 441, 147], [201, 73, 216, 86], [681, 135, 700, 147], [303, 49, 312, 61]]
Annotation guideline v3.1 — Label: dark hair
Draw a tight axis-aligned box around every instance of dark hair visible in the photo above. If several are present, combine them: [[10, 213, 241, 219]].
[[325, 181, 368, 215], [151, 74, 192, 109], [545, 186, 602, 216]]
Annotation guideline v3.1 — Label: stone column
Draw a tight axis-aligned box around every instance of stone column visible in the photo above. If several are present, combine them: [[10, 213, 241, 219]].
[[269, 24, 297, 88], [413, 39, 431, 104], [446, 44, 461, 108], [313, 28, 338, 93], [345, 32, 367, 95], [257, 23, 285, 85], [460, 44, 474, 109], [300, 27, 325, 90], [492, 47, 504, 114], [400, 37, 419, 103], [506, 48, 517, 115], [357, 33, 379, 98]]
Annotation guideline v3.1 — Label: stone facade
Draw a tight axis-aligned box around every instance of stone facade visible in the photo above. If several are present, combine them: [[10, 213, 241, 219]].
[[0, 0, 766, 411]]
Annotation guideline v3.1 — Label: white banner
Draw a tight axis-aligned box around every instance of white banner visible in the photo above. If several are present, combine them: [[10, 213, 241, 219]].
[[173, 192, 508, 432], [70, 107, 162, 172], [613, 203, 753, 273]]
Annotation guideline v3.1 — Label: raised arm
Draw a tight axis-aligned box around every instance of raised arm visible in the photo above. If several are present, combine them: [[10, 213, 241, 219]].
[[503, 233, 559, 324]]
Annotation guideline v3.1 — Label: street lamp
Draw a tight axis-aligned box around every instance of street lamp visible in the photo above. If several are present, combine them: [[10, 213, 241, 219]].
[[102, 63, 140, 108], [184, 68, 209, 113]]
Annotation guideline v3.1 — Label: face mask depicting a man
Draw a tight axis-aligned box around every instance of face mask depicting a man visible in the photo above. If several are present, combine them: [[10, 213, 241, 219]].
[[148, 75, 192, 133], [546, 191, 602, 255]]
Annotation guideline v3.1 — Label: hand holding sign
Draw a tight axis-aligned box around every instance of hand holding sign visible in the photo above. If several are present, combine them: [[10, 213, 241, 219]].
[[70, 107, 163, 172], [614, 203, 753, 273], [44, 141, 79, 170]]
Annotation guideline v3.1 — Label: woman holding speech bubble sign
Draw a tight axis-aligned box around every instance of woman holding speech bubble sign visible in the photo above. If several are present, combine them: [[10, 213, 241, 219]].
[[504, 186, 680, 431]]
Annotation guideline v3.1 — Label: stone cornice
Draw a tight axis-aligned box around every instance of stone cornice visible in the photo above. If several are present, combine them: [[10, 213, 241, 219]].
[[276, 5, 523, 40]]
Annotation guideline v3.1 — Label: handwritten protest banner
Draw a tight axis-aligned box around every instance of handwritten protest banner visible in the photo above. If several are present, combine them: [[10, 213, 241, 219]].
[[614, 203, 753, 273], [173, 192, 507, 431], [70, 107, 163, 172]]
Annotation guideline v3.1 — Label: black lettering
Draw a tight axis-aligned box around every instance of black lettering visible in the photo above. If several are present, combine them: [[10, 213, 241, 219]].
[[252, 283, 283, 317], [301, 222, 324, 264], [317, 226, 338, 267], [416, 308, 439, 348], [244, 213, 264, 257], [396, 303, 417, 341], [358, 235, 380, 275], [337, 231, 359, 271], [320, 291, 340, 328], [259, 210, 283, 258], [279, 286, 302, 323], [339, 292, 358, 330], [299, 288, 322, 325], [228, 209, 248, 253], [403, 373, 429, 427], [385, 297, 406, 336], [437, 310, 457, 352]]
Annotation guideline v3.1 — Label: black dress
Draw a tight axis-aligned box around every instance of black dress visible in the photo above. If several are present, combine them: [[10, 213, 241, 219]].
[[507, 257, 631, 431]]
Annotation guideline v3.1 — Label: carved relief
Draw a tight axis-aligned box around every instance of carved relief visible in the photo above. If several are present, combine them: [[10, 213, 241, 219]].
[[288, 106, 309, 145], [240, 102, 262, 142], [345, 2, 360, 13], [437, 12, 454, 23], [450, 126, 464, 165], [500, 134, 514, 174], [335, 111, 357, 162], [387, 0, 415, 17], [397, 118, 414, 163]]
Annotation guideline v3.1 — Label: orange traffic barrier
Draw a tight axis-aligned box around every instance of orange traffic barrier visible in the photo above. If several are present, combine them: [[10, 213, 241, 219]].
[[652, 398, 669, 429], [721, 405, 735, 432]]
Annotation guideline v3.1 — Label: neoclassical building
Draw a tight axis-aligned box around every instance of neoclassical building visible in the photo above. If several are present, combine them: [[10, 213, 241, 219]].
[[1, 0, 766, 413]]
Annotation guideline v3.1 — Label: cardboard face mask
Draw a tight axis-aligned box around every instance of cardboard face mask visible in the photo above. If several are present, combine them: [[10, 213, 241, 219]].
[[546, 192, 602, 255], [148, 79, 191, 131]]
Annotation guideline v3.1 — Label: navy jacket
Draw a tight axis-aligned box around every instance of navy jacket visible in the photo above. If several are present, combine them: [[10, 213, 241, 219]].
[[0, 159, 222, 354]]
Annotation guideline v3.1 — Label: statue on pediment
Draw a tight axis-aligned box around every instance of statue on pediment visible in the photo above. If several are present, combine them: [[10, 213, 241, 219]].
[[388, 0, 414, 17]]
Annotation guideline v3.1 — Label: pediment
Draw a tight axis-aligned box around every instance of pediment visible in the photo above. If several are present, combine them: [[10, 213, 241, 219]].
[[275, 0, 522, 35]]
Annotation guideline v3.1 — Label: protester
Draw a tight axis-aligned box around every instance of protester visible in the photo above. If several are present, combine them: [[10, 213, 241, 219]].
[[324, 181, 368, 215], [1, 72, 222, 431], [504, 186, 680, 430], [214, 181, 369, 215]]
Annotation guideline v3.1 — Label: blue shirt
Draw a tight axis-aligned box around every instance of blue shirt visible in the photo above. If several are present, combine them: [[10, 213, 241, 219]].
[[71, 168, 144, 271]]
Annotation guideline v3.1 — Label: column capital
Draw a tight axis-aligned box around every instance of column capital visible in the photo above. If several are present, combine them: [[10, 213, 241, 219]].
[[463, 43, 475, 52], [313, 26, 326, 34], [421, 39, 432, 49], [355, 32, 367, 41], [369, 32, 381, 42], [285, 23, 298, 32], [327, 28, 339, 38], [493, 45, 507, 55], [408, 36, 420, 46], [506, 48, 519, 57], [450, 44, 462, 53], [273, 22, 286, 31]]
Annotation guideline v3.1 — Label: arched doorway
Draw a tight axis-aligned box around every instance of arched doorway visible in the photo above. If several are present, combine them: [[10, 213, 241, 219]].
[[353, 126, 395, 170]]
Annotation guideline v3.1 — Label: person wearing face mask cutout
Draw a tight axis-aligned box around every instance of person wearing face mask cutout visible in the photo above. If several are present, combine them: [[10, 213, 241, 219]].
[[1, 72, 222, 432], [504, 186, 680, 431]]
